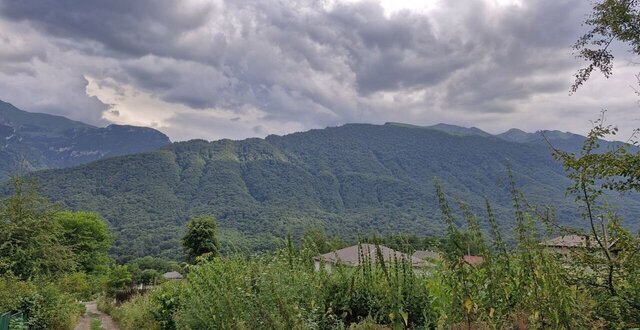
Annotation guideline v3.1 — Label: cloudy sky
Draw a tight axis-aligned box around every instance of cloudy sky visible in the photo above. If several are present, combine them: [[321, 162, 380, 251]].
[[0, 0, 638, 141]]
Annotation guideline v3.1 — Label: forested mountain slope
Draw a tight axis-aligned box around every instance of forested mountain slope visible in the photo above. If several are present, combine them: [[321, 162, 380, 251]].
[[21, 122, 640, 259], [0, 100, 171, 177]]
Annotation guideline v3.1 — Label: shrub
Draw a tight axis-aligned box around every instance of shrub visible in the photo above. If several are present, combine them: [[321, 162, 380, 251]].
[[57, 272, 93, 301], [110, 294, 159, 330], [96, 295, 114, 315], [21, 282, 84, 330], [0, 276, 83, 330]]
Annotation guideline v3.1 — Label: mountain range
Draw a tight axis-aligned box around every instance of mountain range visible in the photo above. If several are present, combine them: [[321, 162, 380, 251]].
[[0, 100, 170, 177], [8, 118, 637, 260]]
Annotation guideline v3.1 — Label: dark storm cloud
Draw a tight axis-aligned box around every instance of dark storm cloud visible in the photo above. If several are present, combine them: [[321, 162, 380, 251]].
[[0, 0, 217, 60], [0, 0, 625, 140]]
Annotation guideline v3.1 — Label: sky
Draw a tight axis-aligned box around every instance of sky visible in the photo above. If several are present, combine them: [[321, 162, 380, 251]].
[[0, 0, 638, 141]]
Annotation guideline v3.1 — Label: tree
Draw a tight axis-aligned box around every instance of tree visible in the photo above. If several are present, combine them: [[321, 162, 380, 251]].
[[55, 211, 112, 273], [572, 0, 640, 93], [301, 228, 346, 254], [106, 264, 132, 294], [182, 216, 220, 262], [0, 177, 75, 279], [553, 117, 640, 322], [139, 269, 161, 286]]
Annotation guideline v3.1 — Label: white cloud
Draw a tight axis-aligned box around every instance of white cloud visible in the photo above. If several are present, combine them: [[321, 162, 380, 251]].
[[85, 75, 305, 140], [0, 0, 638, 141]]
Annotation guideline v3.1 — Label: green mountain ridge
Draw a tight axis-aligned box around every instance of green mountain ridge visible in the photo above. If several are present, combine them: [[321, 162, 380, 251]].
[[18, 122, 640, 260]]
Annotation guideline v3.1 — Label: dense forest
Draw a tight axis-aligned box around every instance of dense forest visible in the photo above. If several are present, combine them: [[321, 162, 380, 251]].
[[14, 122, 640, 259]]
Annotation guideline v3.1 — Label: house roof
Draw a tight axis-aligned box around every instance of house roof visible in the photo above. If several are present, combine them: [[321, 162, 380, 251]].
[[412, 250, 441, 260], [162, 271, 184, 280], [541, 235, 616, 249], [313, 244, 426, 267], [463, 255, 484, 265]]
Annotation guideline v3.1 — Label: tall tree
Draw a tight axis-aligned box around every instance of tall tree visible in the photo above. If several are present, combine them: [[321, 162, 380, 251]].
[[0, 177, 75, 279], [55, 211, 112, 273], [182, 216, 220, 262]]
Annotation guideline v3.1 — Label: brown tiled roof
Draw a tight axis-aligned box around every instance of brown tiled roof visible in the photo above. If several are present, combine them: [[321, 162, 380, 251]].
[[541, 235, 616, 249], [313, 244, 426, 267]]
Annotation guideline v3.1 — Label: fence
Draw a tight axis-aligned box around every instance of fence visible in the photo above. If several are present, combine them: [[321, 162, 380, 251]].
[[0, 311, 26, 330]]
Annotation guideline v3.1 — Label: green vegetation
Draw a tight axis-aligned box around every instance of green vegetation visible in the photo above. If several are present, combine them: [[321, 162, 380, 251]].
[[20, 123, 640, 260], [0, 99, 170, 178], [56, 211, 112, 273], [93, 120, 640, 329], [101, 210, 640, 329], [1, 117, 639, 329], [572, 0, 640, 93], [0, 177, 127, 329], [182, 216, 220, 262], [90, 319, 103, 330], [99, 174, 640, 329], [0, 178, 75, 278]]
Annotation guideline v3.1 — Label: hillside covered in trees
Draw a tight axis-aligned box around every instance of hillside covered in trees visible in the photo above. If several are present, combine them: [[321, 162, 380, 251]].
[[17, 122, 640, 259], [0, 100, 171, 177]]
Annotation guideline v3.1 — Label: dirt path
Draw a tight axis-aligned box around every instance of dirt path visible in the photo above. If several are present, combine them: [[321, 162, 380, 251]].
[[74, 301, 120, 330]]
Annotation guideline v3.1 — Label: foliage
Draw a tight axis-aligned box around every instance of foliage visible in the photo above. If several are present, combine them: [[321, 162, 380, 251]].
[[177, 249, 433, 329], [0, 276, 84, 330], [23, 123, 640, 259], [125, 256, 181, 285], [57, 272, 94, 301], [9, 317, 28, 330], [302, 228, 348, 254], [0, 182, 115, 329], [110, 294, 160, 330], [182, 216, 220, 262], [55, 211, 112, 273], [96, 295, 114, 315], [126, 256, 181, 274], [359, 233, 442, 254], [0, 179, 114, 312], [552, 116, 640, 326], [90, 319, 103, 330], [106, 265, 133, 295], [139, 269, 162, 286], [1, 271, 85, 329], [0, 177, 75, 279], [572, 0, 640, 93]]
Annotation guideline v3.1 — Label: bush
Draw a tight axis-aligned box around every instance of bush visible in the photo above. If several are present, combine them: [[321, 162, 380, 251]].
[[57, 272, 93, 301], [22, 282, 84, 330], [142, 247, 436, 329], [0, 275, 36, 312], [149, 282, 182, 330], [0, 276, 83, 330], [110, 294, 159, 330], [96, 295, 114, 315]]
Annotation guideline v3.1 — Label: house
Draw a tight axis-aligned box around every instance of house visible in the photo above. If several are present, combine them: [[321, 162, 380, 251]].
[[162, 271, 184, 280], [462, 255, 484, 266], [541, 234, 618, 259], [313, 244, 426, 272], [412, 250, 441, 261]]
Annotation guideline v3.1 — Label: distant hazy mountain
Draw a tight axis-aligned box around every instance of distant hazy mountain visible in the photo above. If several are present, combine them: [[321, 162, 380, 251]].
[[496, 128, 634, 154], [20, 122, 640, 259], [426, 123, 492, 137], [0, 100, 170, 177]]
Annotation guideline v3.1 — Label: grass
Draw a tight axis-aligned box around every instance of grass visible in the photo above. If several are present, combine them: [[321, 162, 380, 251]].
[[90, 318, 103, 330]]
